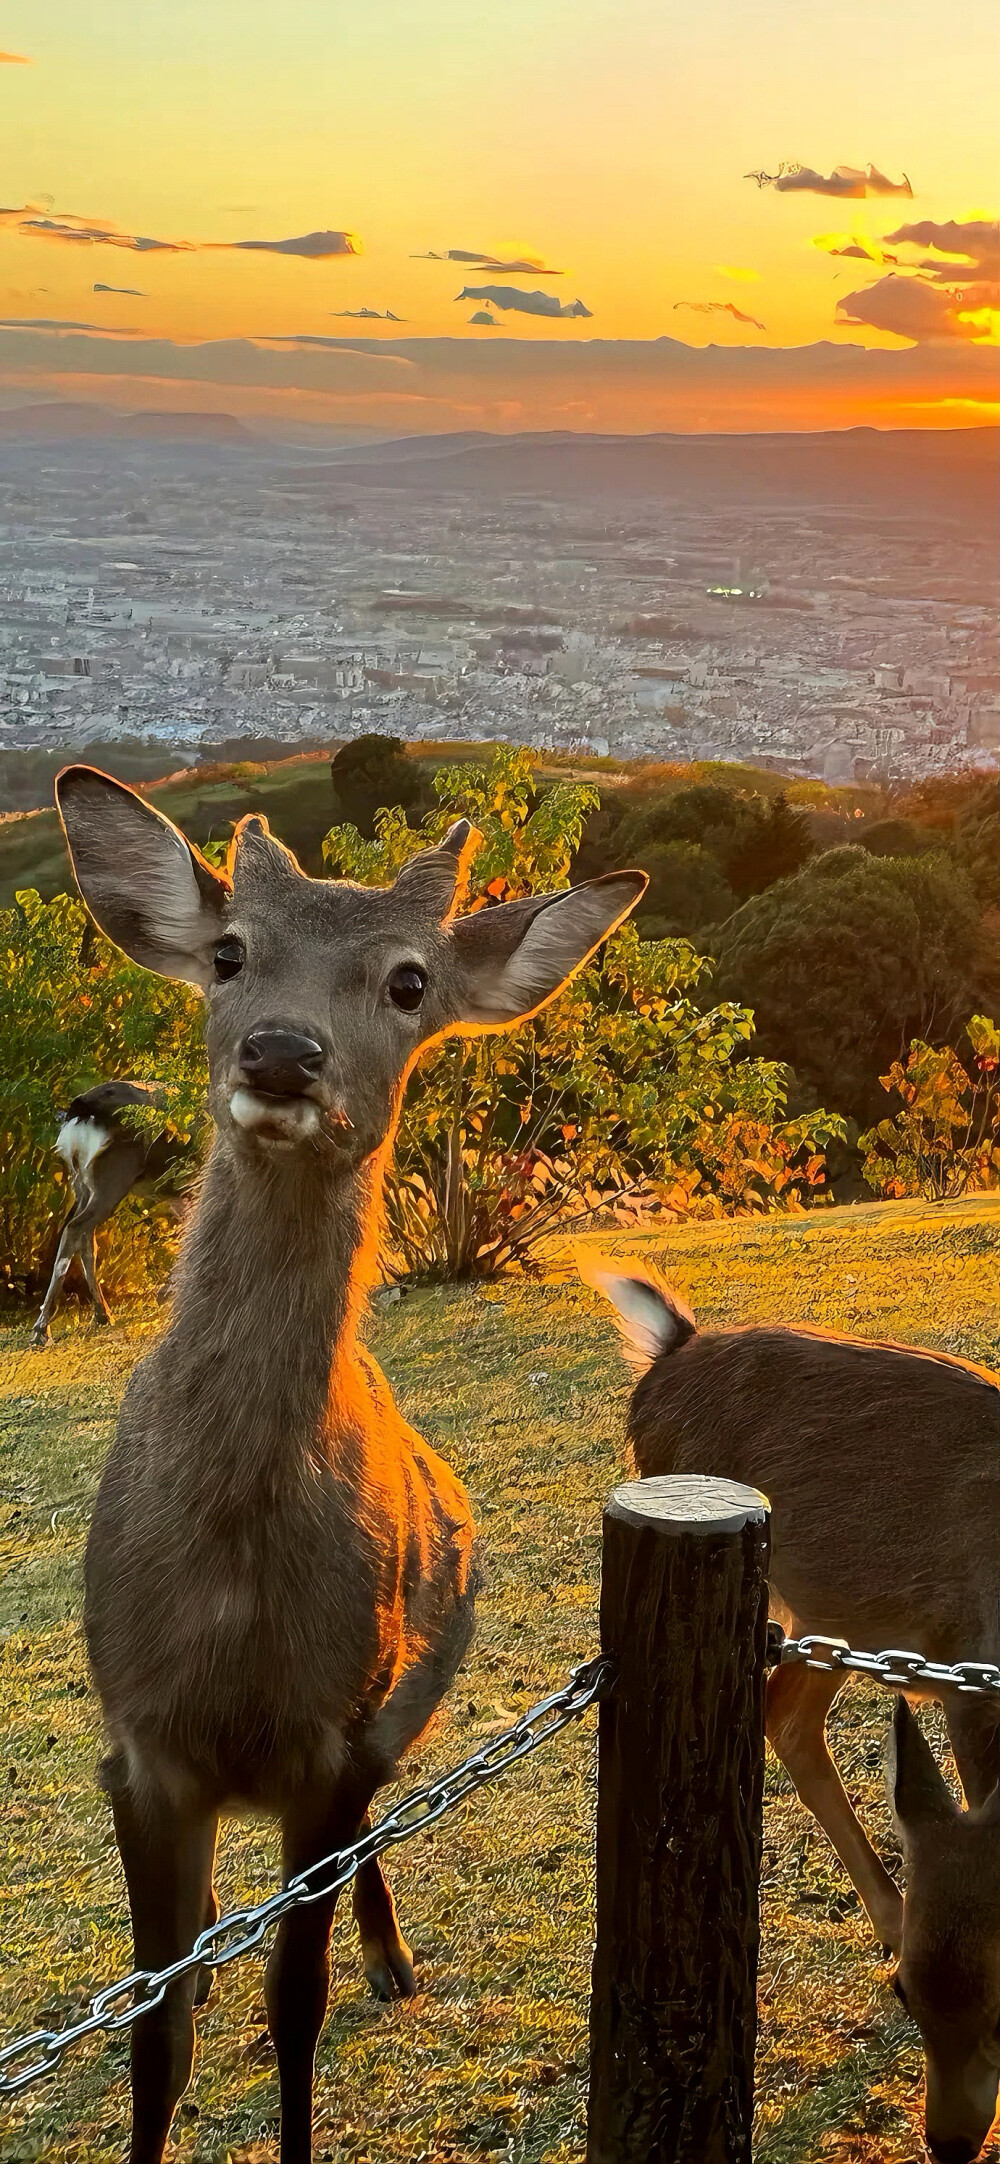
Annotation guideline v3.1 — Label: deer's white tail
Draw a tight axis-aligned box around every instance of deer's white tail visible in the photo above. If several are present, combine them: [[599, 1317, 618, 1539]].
[[575, 1248, 697, 1372]]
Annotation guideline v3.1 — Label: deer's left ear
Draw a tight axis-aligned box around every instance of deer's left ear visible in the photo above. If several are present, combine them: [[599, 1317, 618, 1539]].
[[448, 871, 646, 1026]]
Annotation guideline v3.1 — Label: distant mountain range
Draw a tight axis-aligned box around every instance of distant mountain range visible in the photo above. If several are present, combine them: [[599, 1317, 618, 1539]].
[[0, 404, 994, 523], [310, 424, 997, 523], [0, 403, 254, 442]]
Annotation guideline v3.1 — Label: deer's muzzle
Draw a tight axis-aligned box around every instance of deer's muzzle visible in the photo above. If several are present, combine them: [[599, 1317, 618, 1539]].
[[238, 1029, 324, 1097]]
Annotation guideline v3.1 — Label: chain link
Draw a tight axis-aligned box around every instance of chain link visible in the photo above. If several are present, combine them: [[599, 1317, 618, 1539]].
[[0, 1655, 613, 2103], [767, 1626, 1000, 1698]]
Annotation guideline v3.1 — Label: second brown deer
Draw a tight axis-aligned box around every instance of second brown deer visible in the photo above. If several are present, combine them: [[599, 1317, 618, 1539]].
[[56, 764, 644, 2164], [581, 1250, 1000, 2164]]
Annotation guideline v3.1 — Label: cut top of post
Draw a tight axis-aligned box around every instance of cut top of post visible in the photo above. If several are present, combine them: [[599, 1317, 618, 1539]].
[[607, 1475, 770, 1538]]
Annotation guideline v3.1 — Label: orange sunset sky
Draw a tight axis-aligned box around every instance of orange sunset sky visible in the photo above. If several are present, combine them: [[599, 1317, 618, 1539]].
[[1, 0, 997, 434]]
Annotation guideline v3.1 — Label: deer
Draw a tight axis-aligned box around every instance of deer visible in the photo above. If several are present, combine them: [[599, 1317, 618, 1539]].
[[579, 1251, 1000, 2164], [54, 762, 645, 2164], [31, 1081, 190, 1347]]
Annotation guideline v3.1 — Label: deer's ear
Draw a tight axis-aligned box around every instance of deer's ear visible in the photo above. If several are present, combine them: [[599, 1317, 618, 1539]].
[[56, 766, 229, 988], [886, 1698, 960, 1840], [447, 872, 646, 1027], [392, 820, 477, 920]]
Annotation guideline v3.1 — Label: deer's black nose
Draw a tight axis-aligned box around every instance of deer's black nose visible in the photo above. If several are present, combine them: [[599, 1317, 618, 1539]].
[[239, 1029, 324, 1097], [927, 2138, 978, 2164]]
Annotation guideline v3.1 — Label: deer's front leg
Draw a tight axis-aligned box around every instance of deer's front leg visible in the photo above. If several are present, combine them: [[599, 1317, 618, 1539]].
[[267, 1779, 380, 2164], [105, 1759, 218, 2164]]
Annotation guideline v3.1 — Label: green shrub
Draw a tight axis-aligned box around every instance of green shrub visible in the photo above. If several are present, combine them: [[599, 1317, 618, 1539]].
[[860, 1016, 1000, 1201], [324, 748, 845, 1278]]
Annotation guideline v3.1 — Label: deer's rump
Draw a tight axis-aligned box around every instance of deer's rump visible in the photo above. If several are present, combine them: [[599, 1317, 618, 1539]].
[[628, 1324, 1000, 1663]]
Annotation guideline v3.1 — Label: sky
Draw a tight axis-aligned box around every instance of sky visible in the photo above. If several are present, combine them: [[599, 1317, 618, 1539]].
[[1, 0, 997, 434]]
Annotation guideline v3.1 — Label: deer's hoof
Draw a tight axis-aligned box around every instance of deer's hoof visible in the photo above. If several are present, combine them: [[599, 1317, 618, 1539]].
[[92, 1311, 111, 1330], [362, 1932, 417, 2001], [30, 1325, 49, 1349]]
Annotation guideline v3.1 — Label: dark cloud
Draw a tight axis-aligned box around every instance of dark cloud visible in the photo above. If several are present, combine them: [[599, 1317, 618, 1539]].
[[94, 281, 147, 296], [468, 310, 497, 326], [416, 247, 562, 274], [884, 218, 999, 308], [674, 300, 766, 330], [836, 218, 998, 341], [837, 274, 974, 341], [223, 230, 360, 258], [0, 206, 361, 259], [456, 285, 591, 318], [746, 162, 912, 199], [1, 326, 994, 435], [332, 307, 405, 320]]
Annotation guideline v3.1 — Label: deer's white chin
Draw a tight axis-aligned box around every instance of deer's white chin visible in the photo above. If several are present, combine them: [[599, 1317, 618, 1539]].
[[229, 1089, 322, 1147]]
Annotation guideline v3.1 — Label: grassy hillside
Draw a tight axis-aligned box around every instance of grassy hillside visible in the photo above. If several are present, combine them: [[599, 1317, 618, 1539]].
[[2, 1195, 997, 2162], [0, 744, 877, 909]]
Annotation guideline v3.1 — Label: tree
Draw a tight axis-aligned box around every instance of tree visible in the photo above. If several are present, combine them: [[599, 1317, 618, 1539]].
[[713, 846, 982, 1126], [726, 792, 814, 896], [636, 840, 736, 940], [322, 749, 845, 1279], [329, 733, 430, 838], [860, 1017, 1000, 1200], [615, 782, 813, 904]]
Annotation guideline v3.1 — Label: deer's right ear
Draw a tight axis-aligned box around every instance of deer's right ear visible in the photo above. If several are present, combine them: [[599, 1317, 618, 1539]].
[[56, 766, 230, 988], [886, 1698, 960, 1841]]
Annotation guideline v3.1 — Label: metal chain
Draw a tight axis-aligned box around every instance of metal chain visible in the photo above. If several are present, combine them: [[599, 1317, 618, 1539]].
[[767, 1626, 1000, 1699], [0, 1655, 613, 2103]]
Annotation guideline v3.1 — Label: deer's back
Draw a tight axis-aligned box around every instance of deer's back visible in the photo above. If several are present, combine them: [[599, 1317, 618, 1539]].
[[629, 1325, 1000, 1662]]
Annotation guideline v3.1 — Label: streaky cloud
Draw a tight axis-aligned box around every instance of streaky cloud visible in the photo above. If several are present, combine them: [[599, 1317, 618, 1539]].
[[746, 162, 912, 199], [94, 281, 147, 296], [415, 247, 562, 274], [456, 284, 591, 318], [0, 316, 140, 333], [674, 300, 766, 330], [0, 205, 361, 259], [814, 234, 899, 266], [332, 307, 406, 320], [0, 49, 31, 62]]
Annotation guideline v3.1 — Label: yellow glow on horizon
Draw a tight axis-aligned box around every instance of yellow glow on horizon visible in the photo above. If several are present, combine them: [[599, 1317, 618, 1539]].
[[0, 0, 996, 428]]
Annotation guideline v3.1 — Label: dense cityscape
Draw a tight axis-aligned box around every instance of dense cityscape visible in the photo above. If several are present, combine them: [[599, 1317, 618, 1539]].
[[0, 428, 997, 787]]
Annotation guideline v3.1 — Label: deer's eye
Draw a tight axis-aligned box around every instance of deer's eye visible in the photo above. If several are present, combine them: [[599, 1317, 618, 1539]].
[[388, 964, 427, 1013], [213, 938, 244, 981]]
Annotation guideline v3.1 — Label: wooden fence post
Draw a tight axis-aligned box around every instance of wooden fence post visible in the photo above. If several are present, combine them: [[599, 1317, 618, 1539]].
[[586, 1474, 771, 2164]]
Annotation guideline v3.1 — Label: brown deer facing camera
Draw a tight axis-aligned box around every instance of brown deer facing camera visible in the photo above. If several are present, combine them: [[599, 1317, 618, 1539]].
[[581, 1252, 1000, 2164], [56, 765, 644, 2164]]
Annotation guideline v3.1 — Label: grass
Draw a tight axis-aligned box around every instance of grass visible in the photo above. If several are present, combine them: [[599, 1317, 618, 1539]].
[[1, 1193, 998, 2162]]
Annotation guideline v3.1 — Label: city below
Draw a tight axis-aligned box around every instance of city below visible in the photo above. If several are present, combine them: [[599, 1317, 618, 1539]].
[[0, 417, 997, 791]]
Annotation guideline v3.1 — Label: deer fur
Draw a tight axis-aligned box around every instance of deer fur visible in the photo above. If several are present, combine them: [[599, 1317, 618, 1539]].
[[56, 763, 645, 2164], [581, 1250, 1000, 2164], [31, 1081, 186, 1345]]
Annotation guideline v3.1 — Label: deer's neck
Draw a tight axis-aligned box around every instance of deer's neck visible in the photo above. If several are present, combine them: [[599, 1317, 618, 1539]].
[[155, 1137, 387, 1493]]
